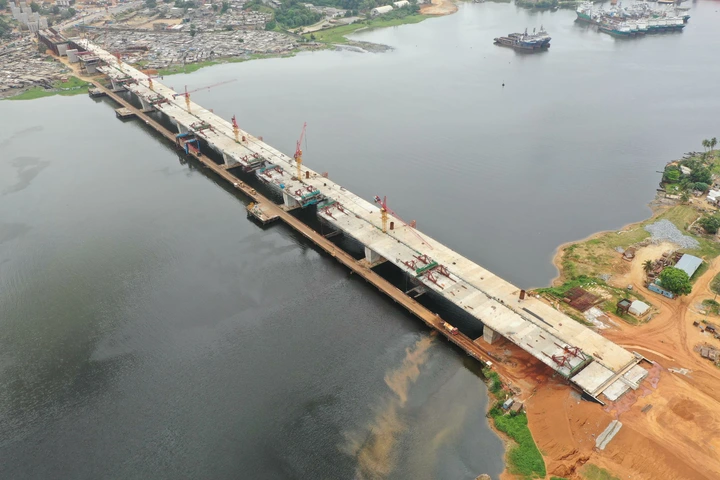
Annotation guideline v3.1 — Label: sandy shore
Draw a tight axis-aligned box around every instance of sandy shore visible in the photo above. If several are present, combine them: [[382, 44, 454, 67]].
[[420, 0, 459, 16]]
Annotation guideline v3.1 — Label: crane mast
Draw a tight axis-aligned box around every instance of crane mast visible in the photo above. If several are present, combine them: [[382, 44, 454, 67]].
[[294, 122, 307, 180]]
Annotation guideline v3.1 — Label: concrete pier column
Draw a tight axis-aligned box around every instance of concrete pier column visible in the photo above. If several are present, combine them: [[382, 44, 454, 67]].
[[139, 97, 153, 112], [364, 247, 383, 264], [482, 326, 500, 345], [282, 191, 300, 209], [110, 79, 122, 92], [177, 122, 188, 134], [222, 152, 230, 166]]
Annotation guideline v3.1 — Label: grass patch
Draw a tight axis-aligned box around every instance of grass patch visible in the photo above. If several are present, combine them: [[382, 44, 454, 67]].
[[5, 76, 89, 101], [305, 14, 429, 44], [702, 298, 720, 315], [488, 404, 546, 478], [581, 463, 620, 480], [556, 204, 720, 287], [158, 60, 220, 76], [535, 276, 652, 325], [482, 367, 545, 478], [711, 271, 720, 295]]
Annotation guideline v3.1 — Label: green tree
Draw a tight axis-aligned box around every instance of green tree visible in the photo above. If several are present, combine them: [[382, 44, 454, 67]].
[[663, 166, 681, 183], [52, 5, 60, 14], [221, 0, 229, 13], [699, 215, 720, 235], [189, 23, 197, 36], [659, 267, 692, 296], [694, 182, 710, 192], [690, 166, 712, 185], [680, 190, 691, 204], [145, 0, 157, 8], [265, 19, 276, 30], [702, 139, 711, 155], [642, 260, 654, 274], [29, 1, 40, 12], [712, 137, 718, 156]]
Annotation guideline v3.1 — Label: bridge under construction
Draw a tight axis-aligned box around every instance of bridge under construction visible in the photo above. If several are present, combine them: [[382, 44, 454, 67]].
[[76, 39, 649, 404]]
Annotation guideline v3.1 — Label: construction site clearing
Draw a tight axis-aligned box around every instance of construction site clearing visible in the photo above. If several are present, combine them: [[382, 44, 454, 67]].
[[68, 37, 656, 410]]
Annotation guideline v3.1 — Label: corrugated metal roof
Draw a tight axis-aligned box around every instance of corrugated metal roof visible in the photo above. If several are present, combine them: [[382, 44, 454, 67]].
[[675, 254, 703, 279]]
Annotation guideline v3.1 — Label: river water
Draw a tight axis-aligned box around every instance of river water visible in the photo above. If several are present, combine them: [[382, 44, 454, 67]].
[[1, 1, 718, 479]]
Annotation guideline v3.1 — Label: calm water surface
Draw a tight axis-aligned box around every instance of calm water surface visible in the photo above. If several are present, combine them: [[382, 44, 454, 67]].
[[1, 1, 719, 479]]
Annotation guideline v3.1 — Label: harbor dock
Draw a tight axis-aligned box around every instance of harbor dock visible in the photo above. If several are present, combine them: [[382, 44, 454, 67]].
[[76, 38, 649, 403]]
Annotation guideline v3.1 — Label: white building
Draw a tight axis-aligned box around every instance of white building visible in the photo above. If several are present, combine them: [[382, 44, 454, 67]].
[[707, 189, 720, 204], [393, 0, 410, 7], [371, 5, 393, 15], [629, 300, 650, 317]]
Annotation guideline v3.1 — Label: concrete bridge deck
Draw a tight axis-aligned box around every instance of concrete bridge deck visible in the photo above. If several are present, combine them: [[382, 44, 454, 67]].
[[77, 39, 648, 402]]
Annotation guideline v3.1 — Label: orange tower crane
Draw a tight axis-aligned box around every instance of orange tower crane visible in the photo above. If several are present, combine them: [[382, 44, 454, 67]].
[[146, 73, 162, 92], [172, 79, 236, 112], [294, 122, 307, 180], [373, 195, 431, 248], [232, 115, 240, 143]]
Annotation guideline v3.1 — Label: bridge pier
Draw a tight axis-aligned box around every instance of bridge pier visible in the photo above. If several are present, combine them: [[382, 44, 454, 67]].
[[282, 191, 300, 209], [364, 247, 384, 265], [483, 326, 500, 344], [176, 122, 189, 134], [139, 97, 154, 113], [110, 79, 124, 93]]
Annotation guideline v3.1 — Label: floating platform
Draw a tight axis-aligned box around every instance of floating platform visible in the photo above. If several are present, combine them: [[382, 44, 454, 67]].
[[246, 202, 279, 225], [115, 107, 135, 119], [88, 87, 106, 98]]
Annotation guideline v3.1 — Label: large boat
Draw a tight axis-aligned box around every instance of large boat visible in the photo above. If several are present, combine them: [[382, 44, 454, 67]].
[[599, 21, 635, 37], [530, 25, 552, 47], [494, 28, 550, 51]]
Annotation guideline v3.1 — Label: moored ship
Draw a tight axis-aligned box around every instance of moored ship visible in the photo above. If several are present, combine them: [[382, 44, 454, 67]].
[[494, 28, 550, 51]]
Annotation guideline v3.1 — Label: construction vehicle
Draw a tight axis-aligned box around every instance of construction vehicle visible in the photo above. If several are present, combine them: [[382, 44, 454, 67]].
[[443, 322, 459, 335], [172, 79, 236, 112], [294, 122, 306, 180]]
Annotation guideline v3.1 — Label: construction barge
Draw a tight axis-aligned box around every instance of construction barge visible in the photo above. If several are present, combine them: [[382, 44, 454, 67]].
[[74, 38, 652, 405]]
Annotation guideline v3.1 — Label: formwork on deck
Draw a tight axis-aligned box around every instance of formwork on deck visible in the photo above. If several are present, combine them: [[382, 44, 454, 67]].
[[80, 39, 647, 401]]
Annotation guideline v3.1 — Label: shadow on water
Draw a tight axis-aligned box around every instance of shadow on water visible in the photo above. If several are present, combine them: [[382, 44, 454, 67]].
[[341, 335, 436, 480]]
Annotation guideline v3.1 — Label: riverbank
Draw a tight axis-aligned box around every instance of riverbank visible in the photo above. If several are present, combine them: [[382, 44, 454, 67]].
[[4, 76, 89, 101], [510, 146, 720, 479], [303, 14, 430, 44], [156, 50, 303, 76]]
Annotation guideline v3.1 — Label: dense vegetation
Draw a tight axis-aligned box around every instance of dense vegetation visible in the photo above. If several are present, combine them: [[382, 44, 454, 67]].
[[516, 0, 558, 9], [6, 76, 89, 101], [488, 404, 546, 478], [0, 15, 11, 38], [274, 0, 322, 28], [482, 367, 546, 479], [699, 214, 720, 235], [661, 138, 718, 201], [659, 266, 692, 296]]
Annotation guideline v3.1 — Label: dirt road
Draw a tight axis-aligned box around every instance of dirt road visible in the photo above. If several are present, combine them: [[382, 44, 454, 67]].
[[496, 245, 720, 479]]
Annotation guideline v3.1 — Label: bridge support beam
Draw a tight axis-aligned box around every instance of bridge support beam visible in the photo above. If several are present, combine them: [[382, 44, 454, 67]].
[[283, 191, 300, 209], [364, 247, 383, 265], [483, 326, 500, 345], [177, 122, 188, 135], [110, 79, 123, 92], [139, 97, 153, 113]]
